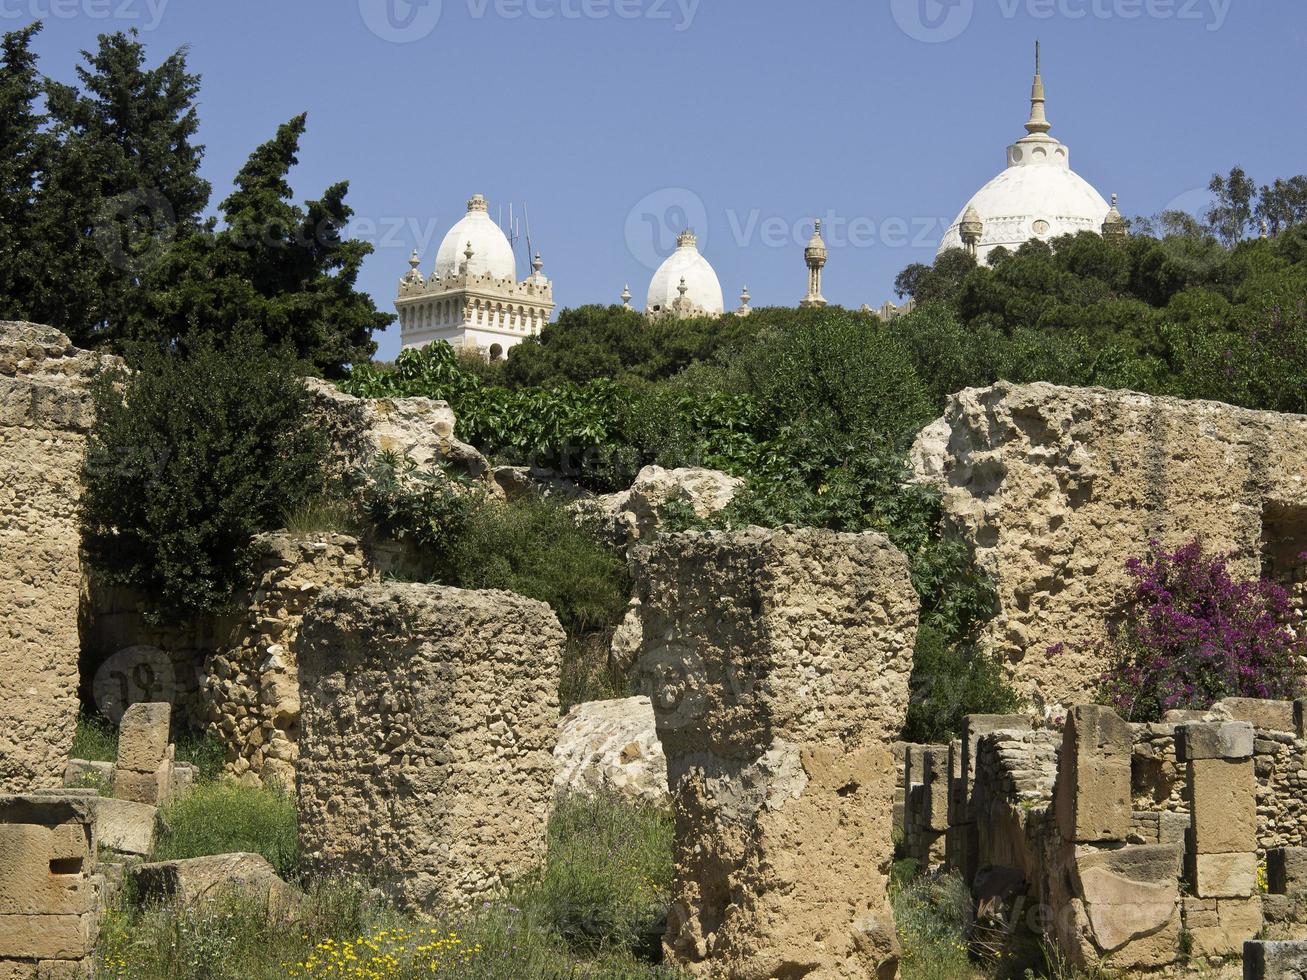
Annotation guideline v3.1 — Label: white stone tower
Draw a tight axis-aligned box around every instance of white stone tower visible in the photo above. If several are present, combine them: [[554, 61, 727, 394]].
[[800, 220, 828, 308]]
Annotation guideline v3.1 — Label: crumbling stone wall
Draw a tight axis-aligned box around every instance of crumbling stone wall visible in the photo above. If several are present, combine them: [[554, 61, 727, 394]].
[[633, 526, 918, 979], [913, 381, 1307, 711], [204, 533, 376, 787], [0, 322, 115, 791], [0, 793, 101, 977], [296, 582, 563, 910]]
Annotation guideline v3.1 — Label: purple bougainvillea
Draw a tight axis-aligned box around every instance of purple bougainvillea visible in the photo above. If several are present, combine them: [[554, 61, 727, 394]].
[[1097, 539, 1306, 721]]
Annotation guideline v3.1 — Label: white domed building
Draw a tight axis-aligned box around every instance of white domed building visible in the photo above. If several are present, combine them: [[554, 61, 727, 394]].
[[644, 230, 725, 319], [397, 194, 555, 359], [938, 47, 1118, 263]]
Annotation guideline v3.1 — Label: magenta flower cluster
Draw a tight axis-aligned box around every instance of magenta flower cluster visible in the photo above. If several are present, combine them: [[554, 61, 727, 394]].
[[1097, 539, 1306, 721]]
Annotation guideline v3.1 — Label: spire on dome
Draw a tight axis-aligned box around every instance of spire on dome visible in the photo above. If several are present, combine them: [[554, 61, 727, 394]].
[[1024, 41, 1052, 136], [738, 285, 752, 317], [677, 229, 698, 249], [621, 284, 633, 309], [1102, 193, 1127, 242], [467, 194, 489, 213]]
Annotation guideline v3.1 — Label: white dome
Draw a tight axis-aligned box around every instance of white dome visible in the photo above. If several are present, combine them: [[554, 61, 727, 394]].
[[434, 194, 517, 281], [646, 231, 724, 315], [938, 50, 1112, 263]]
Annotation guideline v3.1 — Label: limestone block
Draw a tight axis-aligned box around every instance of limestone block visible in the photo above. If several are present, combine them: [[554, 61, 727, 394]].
[[1187, 896, 1263, 958], [94, 799, 156, 857], [1267, 848, 1307, 896], [114, 703, 171, 774], [1055, 705, 1132, 843], [552, 697, 668, 807], [1244, 939, 1307, 979], [60, 763, 112, 792], [1181, 721, 1255, 761], [632, 526, 918, 979], [0, 826, 94, 917], [1191, 852, 1258, 899], [110, 763, 171, 807], [0, 915, 95, 961], [129, 853, 300, 915], [1190, 758, 1258, 854], [1209, 699, 1297, 733], [297, 582, 563, 910], [923, 748, 951, 833]]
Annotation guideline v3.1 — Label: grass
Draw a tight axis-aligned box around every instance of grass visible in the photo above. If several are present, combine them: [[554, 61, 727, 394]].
[[97, 789, 682, 980], [282, 497, 363, 536], [891, 869, 986, 980], [560, 636, 629, 713], [71, 712, 119, 762], [154, 781, 301, 879]]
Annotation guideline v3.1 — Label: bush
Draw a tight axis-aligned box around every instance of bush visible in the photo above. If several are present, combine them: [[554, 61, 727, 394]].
[[1095, 539, 1307, 721], [82, 335, 328, 622], [891, 872, 982, 980], [903, 626, 1022, 745], [154, 782, 300, 879]]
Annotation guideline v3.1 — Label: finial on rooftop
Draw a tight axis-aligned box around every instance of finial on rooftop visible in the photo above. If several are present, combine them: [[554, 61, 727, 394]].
[[678, 277, 688, 297], [1025, 40, 1052, 136], [467, 194, 489, 213], [676, 229, 697, 249], [621, 284, 632, 309], [1102, 193, 1127, 242], [532, 251, 544, 274]]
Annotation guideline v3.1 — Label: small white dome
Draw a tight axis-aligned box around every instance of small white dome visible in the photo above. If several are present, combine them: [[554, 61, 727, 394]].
[[938, 47, 1111, 262], [434, 194, 517, 281], [646, 231, 724, 316]]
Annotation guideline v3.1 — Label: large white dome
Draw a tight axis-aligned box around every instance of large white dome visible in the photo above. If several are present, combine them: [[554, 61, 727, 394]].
[[938, 50, 1112, 262], [646, 231, 724, 316], [434, 194, 517, 281]]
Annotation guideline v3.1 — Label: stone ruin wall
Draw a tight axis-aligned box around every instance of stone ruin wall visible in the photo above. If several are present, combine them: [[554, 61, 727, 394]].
[[295, 582, 563, 911], [203, 533, 377, 787], [913, 381, 1307, 712], [633, 526, 919, 980], [0, 322, 116, 793], [900, 696, 1307, 972]]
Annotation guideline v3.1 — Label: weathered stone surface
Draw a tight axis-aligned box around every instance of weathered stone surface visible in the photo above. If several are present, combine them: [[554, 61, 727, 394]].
[[114, 703, 171, 775], [204, 533, 376, 787], [912, 381, 1307, 710], [1210, 698, 1297, 733], [1186, 895, 1263, 958], [1244, 939, 1307, 979], [633, 526, 917, 979], [1181, 721, 1255, 761], [553, 697, 668, 807], [297, 582, 563, 910], [94, 799, 156, 857], [129, 854, 300, 915], [1190, 758, 1258, 854], [1268, 848, 1307, 896], [60, 763, 112, 792], [579, 465, 742, 550], [0, 324, 117, 792], [1055, 705, 1132, 843], [1191, 852, 1258, 899]]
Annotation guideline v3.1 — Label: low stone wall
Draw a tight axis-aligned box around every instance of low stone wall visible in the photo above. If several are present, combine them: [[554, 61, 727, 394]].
[[0, 322, 116, 792], [633, 526, 918, 979], [296, 582, 564, 911], [204, 533, 376, 786]]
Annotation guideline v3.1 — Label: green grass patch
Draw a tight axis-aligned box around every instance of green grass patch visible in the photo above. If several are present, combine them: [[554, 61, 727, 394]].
[[71, 713, 118, 762], [154, 782, 300, 879], [892, 871, 985, 980]]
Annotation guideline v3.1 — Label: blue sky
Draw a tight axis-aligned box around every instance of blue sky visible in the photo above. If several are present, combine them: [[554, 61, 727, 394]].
[[17, 0, 1307, 360]]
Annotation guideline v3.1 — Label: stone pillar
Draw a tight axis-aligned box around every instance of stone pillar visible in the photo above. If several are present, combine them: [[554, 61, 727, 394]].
[[950, 714, 1031, 881], [1055, 705, 1132, 844], [1243, 939, 1307, 979], [296, 583, 563, 911], [0, 323, 114, 792], [111, 702, 174, 806], [1181, 721, 1263, 957], [0, 794, 100, 978], [633, 527, 918, 979]]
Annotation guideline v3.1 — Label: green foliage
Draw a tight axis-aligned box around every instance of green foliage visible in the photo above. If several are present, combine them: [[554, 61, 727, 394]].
[[70, 713, 118, 763], [0, 23, 50, 322], [891, 873, 983, 980], [154, 782, 300, 879], [902, 627, 1022, 744], [81, 336, 327, 622]]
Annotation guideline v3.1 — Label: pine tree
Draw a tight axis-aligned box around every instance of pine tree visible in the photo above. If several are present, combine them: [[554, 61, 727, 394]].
[[32, 29, 209, 345], [126, 114, 388, 375], [0, 23, 49, 320]]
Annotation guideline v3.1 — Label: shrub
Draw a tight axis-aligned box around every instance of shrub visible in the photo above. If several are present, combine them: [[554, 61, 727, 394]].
[[81, 335, 328, 622], [154, 782, 300, 879], [1096, 539, 1307, 721], [903, 626, 1022, 745], [891, 872, 982, 980]]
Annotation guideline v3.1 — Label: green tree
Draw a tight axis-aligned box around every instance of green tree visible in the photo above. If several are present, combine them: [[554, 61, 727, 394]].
[[124, 114, 388, 374], [1206, 166, 1257, 246], [1256, 176, 1307, 236], [35, 29, 209, 345], [0, 23, 48, 322]]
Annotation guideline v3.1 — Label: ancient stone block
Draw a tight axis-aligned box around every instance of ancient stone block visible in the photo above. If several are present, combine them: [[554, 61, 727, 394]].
[[0, 324, 115, 792], [552, 697, 668, 807], [1210, 698, 1297, 732], [1186, 896, 1263, 958], [114, 703, 171, 774], [109, 764, 171, 808], [1267, 848, 1307, 895], [1055, 705, 1132, 843], [93, 799, 156, 857], [129, 853, 300, 915], [633, 526, 918, 979], [1181, 721, 1255, 761], [1190, 758, 1257, 854], [297, 582, 563, 911], [1190, 852, 1258, 899], [911, 382, 1307, 711], [1244, 939, 1307, 979]]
